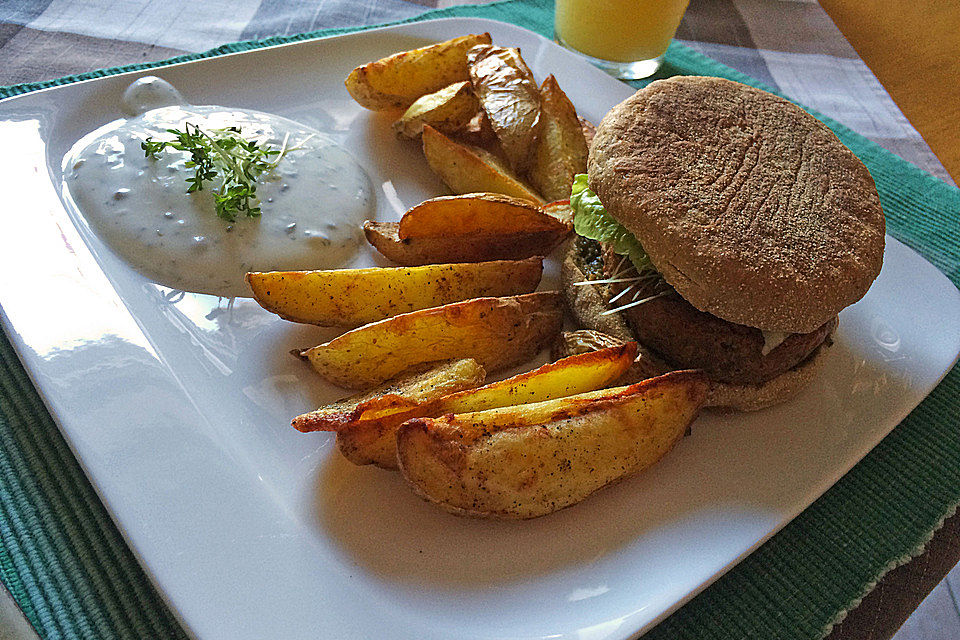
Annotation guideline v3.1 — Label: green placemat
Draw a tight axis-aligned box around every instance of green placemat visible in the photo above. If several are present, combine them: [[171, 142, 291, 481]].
[[1, 1, 958, 638]]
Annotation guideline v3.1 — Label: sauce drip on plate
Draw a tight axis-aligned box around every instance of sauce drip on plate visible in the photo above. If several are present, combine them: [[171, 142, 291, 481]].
[[64, 77, 373, 297]]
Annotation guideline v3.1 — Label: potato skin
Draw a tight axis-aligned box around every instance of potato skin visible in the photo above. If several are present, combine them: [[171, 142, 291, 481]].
[[364, 221, 568, 265], [398, 192, 569, 241], [467, 44, 541, 173], [422, 125, 544, 203], [246, 258, 543, 326], [300, 292, 564, 389], [345, 33, 491, 111], [397, 371, 707, 519]]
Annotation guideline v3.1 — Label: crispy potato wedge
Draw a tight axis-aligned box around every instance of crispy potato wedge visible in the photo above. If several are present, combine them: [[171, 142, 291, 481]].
[[364, 221, 568, 265], [422, 125, 544, 203], [528, 75, 589, 202], [432, 342, 638, 414], [397, 371, 708, 519], [551, 329, 671, 384], [345, 33, 491, 111], [332, 343, 637, 468], [392, 81, 479, 139], [292, 358, 485, 433], [247, 258, 543, 326], [579, 116, 597, 149], [467, 44, 541, 172], [299, 292, 563, 389], [542, 199, 574, 224], [398, 193, 570, 239]]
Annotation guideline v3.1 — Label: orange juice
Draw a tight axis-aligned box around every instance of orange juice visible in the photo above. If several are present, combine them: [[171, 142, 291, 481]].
[[555, 0, 690, 63]]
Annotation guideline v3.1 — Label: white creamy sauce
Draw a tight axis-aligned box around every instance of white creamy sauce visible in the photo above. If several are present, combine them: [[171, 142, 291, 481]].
[[65, 77, 372, 297]]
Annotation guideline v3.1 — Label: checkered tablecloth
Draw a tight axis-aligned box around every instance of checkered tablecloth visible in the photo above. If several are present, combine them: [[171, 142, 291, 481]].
[[0, 0, 951, 185]]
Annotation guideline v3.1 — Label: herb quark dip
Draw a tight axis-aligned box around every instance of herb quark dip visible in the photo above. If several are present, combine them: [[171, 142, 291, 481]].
[[64, 76, 373, 297]]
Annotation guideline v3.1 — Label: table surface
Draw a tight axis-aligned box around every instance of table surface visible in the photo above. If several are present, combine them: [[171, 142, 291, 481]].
[[0, 1, 956, 639], [820, 0, 960, 183]]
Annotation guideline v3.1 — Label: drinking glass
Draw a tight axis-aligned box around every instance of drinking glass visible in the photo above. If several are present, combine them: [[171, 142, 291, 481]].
[[554, 0, 690, 80]]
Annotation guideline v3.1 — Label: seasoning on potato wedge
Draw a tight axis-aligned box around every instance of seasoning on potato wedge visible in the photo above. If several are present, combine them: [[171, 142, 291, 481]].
[[298, 292, 563, 389], [528, 75, 589, 202], [311, 343, 638, 468], [345, 33, 491, 111], [422, 125, 544, 203], [466, 44, 541, 173], [392, 81, 479, 139], [292, 358, 485, 433], [397, 370, 708, 519], [246, 257, 543, 326], [364, 221, 568, 265]]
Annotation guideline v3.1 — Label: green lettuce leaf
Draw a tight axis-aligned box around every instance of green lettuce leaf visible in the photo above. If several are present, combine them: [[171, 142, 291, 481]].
[[570, 174, 655, 274]]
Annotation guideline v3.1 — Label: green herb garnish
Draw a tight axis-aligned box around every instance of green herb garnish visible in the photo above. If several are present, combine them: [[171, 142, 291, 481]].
[[142, 123, 290, 222]]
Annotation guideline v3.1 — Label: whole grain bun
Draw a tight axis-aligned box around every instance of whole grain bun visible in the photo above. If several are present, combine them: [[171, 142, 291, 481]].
[[560, 244, 831, 411], [588, 76, 885, 333]]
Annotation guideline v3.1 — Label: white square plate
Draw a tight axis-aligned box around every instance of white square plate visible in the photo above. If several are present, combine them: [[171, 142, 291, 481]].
[[0, 17, 958, 640]]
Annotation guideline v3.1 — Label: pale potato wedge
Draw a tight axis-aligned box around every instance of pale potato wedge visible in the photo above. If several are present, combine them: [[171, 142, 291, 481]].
[[332, 343, 637, 469], [345, 33, 491, 111], [363, 221, 568, 265], [397, 371, 708, 519], [292, 358, 485, 433], [392, 81, 479, 138], [528, 75, 589, 202], [467, 44, 541, 172], [398, 193, 570, 239], [299, 292, 563, 389], [422, 125, 544, 203], [246, 258, 543, 326]]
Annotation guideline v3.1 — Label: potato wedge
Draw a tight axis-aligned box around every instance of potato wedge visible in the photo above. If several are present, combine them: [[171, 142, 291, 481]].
[[345, 33, 491, 111], [552, 329, 672, 384], [528, 75, 589, 202], [422, 125, 544, 203], [397, 371, 708, 519], [466, 44, 541, 172], [292, 358, 485, 433], [542, 199, 574, 224], [247, 258, 543, 326], [398, 193, 569, 239], [364, 221, 568, 265], [299, 292, 563, 389], [579, 116, 597, 149], [392, 81, 479, 138], [457, 110, 497, 148], [432, 342, 638, 414], [332, 343, 637, 468]]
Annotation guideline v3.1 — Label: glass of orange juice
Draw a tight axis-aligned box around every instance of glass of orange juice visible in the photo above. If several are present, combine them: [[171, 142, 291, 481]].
[[555, 0, 690, 79]]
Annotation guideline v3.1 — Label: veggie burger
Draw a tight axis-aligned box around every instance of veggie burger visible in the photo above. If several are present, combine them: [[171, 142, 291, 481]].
[[563, 76, 886, 410]]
